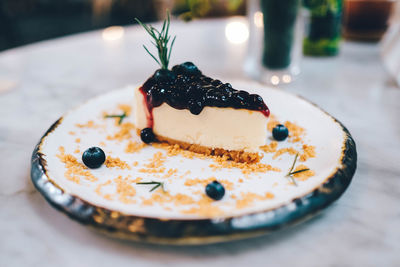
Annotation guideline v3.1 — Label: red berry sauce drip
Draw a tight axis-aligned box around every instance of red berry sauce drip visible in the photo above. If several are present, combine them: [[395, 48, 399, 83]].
[[139, 62, 270, 128]]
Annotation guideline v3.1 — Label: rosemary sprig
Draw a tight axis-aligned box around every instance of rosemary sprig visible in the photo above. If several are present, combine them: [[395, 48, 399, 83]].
[[135, 12, 176, 69], [136, 181, 165, 192], [288, 168, 310, 176], [285, 153, 309, 186], [104, 112, 127, 125], [287, 153, 299, 176]]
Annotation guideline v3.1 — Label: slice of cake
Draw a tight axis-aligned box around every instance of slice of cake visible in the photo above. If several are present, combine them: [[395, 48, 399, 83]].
[[134, 15, 269, 163], [134, 62, 269, 163]]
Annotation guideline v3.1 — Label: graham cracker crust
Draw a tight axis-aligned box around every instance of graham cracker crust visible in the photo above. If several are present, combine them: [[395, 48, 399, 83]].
[[136, 129, 261, 163]]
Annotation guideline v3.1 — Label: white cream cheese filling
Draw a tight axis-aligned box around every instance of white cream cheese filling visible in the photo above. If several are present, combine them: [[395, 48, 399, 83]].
[[134, 86, 268, 152]]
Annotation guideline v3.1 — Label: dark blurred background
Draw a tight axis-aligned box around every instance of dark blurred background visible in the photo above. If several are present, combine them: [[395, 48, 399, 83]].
[[0, 0, 159, 51], [2, 0, 395, 52], [0, 0, 246, 52]]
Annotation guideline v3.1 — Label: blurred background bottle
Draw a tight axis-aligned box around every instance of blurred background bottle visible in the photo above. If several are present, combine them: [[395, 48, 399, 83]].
[[343, 0, 396, 41], [303, 0, 343, 56], [261, 0, 300, 69], [245, 0, 303, 85]]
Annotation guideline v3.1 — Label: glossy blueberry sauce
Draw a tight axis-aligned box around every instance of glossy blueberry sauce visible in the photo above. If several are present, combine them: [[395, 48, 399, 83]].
[[139, 62, 270, 128]]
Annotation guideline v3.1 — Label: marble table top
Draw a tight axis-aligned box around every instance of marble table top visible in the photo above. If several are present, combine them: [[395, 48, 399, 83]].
[[0, 17, 399, 267]]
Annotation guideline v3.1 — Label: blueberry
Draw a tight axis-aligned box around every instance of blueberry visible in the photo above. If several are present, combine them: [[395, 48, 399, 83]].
[[231, 90, 248, 106], [201, 77, 212, 85], [221, 86, 234, 94], [188, 99, 204, 115], [186, 84, 203, 98], [250, 94, 266, 110], [205, 181, 225, 200], [175, 74, 191, 86], [180, 62, 201, 75], [140, 128, 155, 144], [153, 69, 176, 83], [147, 87, 165, 107], [143, 77, 156, 89], [219, 94, 230, 106], [238, 90, 249, 98], [166, 90, 186, 109], [272, 124, 289, 141], [174, 62, 201, 76], [211, 79, 223, 86], [82, 147, 106, 169]]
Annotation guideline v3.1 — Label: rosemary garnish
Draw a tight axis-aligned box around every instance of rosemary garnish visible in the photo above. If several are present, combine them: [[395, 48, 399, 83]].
[[104, 112, 127, 125], [288, 168, 310, 176], [136, 181, 165, 192], [135, 12, 176, 69], [285, 153, 310, 186], [287, 153, 299, 176]]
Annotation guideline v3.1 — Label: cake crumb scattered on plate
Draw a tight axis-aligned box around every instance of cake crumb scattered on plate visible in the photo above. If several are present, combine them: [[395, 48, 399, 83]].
[[260, 141, 278, 153], [293, 164, 315, 181], [57, 146, 98, 183], [300, 144, 316, 162], [105, 156, 131, 170], [125, 141, 146, 153], [106, 122, 135, 141]]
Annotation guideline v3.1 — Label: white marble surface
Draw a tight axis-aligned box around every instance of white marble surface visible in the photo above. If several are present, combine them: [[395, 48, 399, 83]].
[[0, 18, 399, 267]]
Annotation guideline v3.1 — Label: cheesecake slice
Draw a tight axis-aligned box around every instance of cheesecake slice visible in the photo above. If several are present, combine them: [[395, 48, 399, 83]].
[[134, 62, 270, 163]]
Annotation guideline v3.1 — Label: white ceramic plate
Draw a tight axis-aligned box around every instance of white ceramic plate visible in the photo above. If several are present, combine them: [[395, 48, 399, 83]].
[[31, 81, 357, 244]]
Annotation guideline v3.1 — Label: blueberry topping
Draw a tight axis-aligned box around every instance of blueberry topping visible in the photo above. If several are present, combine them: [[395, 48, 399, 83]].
[[140, 128, 155, 144], [251, 94, 264, 106], [188, 99, 204, 115], [147, 88, 164, 107], [231, 91, 248, 106], [82, 147, 106, 169], [205, 181, 225, 200], [153, 69, 176, 83], [173, 62, 201, 76], [211, 79, 222, 86], [141, 62, 269, 117], [272, 124, 289, 141]]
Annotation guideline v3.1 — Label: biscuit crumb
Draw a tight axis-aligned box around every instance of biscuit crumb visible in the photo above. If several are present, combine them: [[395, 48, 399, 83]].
[[106, 122, 135, 141], [236, 192, 274, 209], [179, 170, 191, 179], [75, 120, 100, 128], [138, 152, 166, 173], [273, 147, 299, 159], [95, 180, 113, 199], [114, 176, 136, 204], [285, 121, 305, 143], [210, 155, 281, 175], [260, 141, 278, 153], [125, 141, 146, 153], [118, 104, 132, 115], [57, 146, 97, 183], [292, 164, 315, 181], [105, 156, 131, 170], [300, 144, 316, 162], [181, 195, 223, 217], [164, 168, 178, 178]]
